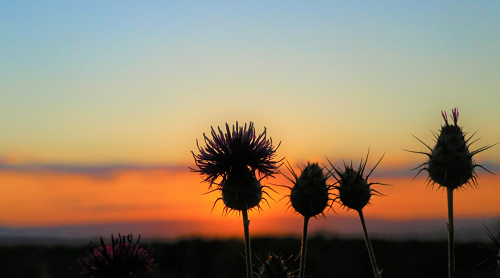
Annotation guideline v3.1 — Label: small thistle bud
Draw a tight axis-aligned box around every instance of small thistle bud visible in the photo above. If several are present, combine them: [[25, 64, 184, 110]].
[[286, 162, 331, 218], [336, 166, 371, 211], [407, 108, 496, 190], [329, 151, 385, 211], [76, 234, 155, 278], [256, 252, 297, 278], [328, 151, 385, 278], [282, 162, 332, 278]]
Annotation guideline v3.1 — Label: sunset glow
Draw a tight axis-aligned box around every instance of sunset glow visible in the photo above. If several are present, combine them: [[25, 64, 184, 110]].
[[1, 162, 498, 238]]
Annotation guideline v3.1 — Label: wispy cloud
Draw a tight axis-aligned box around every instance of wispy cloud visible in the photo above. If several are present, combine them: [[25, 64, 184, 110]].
[[1, 159, 499, 179], [0, 161, 189, 178]]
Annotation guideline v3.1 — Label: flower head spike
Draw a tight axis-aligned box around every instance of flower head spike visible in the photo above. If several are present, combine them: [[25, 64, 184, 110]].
[[442, 110, 449, 125], [406, 108, 496, 190], [255, 251, 298, 278], [451, 108, 459, 125], [76, 234, 155, 278], [328, 150, 385, 211], [283, 162, 332, 218], [191, 122, 281, 212], [480, 225, 500, 276]]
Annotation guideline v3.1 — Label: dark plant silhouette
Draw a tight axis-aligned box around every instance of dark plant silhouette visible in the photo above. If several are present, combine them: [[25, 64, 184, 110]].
[[255, 251, 298, 278], [191, 121, 281, 278], [480, 225, 500, 276], [405, 108, 496, 278], [328, 150, 385, 278], [76, 234, 155, 278]]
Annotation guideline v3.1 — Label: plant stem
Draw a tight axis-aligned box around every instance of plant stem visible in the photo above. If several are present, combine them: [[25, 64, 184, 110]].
[[358, 209, 381, 278], [447, 187, 455, 278], [242, 209, 253, 278], [299, 216, 310, 278]]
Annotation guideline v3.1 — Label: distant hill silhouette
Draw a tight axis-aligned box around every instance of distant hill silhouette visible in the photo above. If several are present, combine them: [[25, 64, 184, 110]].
[[1, 216, 498, 245]]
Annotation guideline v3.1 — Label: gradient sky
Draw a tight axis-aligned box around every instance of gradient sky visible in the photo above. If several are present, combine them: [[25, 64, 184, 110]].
[[1, 1, 500, 237]]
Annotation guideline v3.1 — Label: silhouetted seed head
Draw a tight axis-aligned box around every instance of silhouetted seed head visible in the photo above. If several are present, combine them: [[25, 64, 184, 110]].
[[284, 162, 331, 218], [480, 225, 500, 276], [255, 252, 297, 278], [77, 234, 155, 278], [406, 108, 496, 190], [191, 122, 281, 213], [222, 166, 263, 211], [329, 151, 385, 211]]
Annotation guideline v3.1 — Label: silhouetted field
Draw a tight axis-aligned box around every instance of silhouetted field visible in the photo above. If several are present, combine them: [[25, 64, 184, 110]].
[[0, 236, 497, 278]]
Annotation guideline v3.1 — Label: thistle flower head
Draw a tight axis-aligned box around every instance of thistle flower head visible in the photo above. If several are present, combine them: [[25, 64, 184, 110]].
[[406, 108, 496, 190], [191, 122, 281, 213], [255, 252, 297, 278], [77, 234, 155, 278], [283, 162, 332, 218], [328, 150, 385, 211]]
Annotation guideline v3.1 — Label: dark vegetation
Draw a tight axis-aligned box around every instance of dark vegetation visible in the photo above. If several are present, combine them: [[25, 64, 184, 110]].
[[0, 236, 497, 278]]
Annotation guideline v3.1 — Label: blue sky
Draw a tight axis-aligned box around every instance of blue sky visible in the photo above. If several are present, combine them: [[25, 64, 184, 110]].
[[1, 1, 500, 165]]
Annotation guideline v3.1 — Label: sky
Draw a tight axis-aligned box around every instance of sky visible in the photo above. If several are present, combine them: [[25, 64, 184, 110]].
[[1, 1, 500, 239]]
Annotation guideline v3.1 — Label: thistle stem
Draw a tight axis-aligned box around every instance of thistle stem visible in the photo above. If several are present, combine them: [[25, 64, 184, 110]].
[[358, 209, 381, 278], [242, 209, 253, 278], [447, 187, 455, 278], [299, 216, 310, 278]]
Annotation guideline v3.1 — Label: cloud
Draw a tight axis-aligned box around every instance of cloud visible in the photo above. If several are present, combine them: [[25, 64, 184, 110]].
[[0, 161, 190, 179], [0, 159, 498, 179]]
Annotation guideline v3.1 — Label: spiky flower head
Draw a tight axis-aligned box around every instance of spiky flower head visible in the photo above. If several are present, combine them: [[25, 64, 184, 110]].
[[329, 151, 385, 211], [191, 122, 281, 212], [408, 108, 495, 190], [255, 252, 297, 278], [283, 162, 331, 218], [77, 234, 155, 278]]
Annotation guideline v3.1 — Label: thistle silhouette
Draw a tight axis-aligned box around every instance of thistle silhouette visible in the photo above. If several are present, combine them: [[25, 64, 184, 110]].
[[76, 234, 155, 278], [191, 121, 281, 278], [255, 251, 298, 278], [405, 108, 496, 278], [328, 150, 385, 278], [282, 162, 332, 278]]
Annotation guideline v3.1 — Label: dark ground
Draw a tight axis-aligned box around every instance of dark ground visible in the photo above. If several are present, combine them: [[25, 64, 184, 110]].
[[0, 236, 498, 278]]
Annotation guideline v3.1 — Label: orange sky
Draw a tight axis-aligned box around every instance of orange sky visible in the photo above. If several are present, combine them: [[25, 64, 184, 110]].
[[1, 163, 498, 234]]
